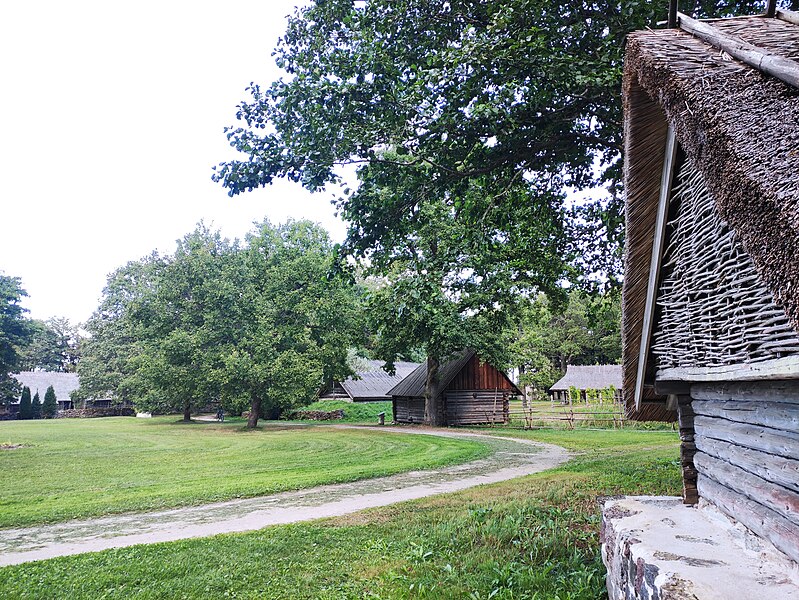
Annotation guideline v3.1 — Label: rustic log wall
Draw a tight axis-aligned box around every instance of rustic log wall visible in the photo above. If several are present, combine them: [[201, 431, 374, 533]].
[[689, 380, 799, 563], [443, 390, 509, 425], [393, 397, 425, 424]]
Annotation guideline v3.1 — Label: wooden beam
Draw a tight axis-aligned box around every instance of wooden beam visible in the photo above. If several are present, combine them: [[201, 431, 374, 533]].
[[635, 125, 677, 410], [668, 0, 678, 28], [766, 0, 777, 18], [776, 8, 799, 25], [678, 12, 799, 89], [657, 355, 799, 383]]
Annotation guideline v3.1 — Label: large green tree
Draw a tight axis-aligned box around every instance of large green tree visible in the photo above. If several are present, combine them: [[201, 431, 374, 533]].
[[77, 255, 163, 407], [213, 0, 764, 424], [214, 0, 765, 283], [0, 275, 33, 406], [219, 220, 359, 428], [78, 221, 358, 425], [20, 317, 82, 373]]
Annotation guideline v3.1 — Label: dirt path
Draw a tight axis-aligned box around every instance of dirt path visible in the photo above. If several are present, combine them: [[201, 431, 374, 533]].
[[0, 427, 568, 567]]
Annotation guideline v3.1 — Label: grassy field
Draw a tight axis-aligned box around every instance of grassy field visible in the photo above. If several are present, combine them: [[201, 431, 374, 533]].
[[0, 427, 680, 599], [291, 400, 393, 423], [0, 416, 489, 528]]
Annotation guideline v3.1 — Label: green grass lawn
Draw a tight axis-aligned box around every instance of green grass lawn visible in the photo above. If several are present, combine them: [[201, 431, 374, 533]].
[[292, 399, 393, 423], [0, 416, 488, 528], [0, 427, 680, 599]]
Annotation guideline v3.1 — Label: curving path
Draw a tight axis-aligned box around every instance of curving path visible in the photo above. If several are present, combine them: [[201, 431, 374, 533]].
[[0, 426, 569, 567]]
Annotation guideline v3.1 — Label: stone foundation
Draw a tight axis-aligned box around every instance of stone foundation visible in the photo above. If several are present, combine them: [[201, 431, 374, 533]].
[[601, 496, 799, 599]]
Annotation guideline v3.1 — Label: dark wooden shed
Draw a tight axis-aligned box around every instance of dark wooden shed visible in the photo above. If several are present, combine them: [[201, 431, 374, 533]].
[[388, 350, 520, 425], [603, 9, 799, 598]]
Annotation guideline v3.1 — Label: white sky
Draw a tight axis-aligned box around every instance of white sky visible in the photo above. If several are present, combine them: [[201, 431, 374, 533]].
[[0, 0, 347, 325]]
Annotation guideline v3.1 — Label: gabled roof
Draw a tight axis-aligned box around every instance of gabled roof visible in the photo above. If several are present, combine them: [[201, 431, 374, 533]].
[[13, 371, 79, 402], [340, 360, 421, 400], [549, 365, 621, 392], [622, 14, 799, 421], [387, 350, 521, 398]]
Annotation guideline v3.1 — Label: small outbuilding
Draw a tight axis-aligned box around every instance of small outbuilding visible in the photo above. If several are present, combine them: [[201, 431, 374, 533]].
[[389, 350, 520, 425], [321, 360, 421, 402], [602, 7, 799, 599], [547, 365, 622, 403]]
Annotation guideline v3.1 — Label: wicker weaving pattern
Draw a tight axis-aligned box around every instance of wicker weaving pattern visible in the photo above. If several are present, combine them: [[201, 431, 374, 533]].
[[651, 158, 799, 369]]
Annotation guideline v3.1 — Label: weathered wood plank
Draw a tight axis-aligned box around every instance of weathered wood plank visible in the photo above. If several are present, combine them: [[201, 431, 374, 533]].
[[657, 356, 799, 383], [678, 397, 698, 504], [698, 475, 799, 563], [636, 125, 677, 410], [692, 399, 799, 433], [694, 452, 799, 527], [776, 8, 799, 25], [694, 415, 799, 458], [678, 12, 799, 89], [691, 381, 799, 403], [695, 435, 799, 494]]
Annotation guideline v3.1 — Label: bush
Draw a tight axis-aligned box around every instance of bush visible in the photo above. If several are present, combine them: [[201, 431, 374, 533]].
[[42, 385, 58, 419], [31, 391, 42, 419], [18, 386, 32, 420]]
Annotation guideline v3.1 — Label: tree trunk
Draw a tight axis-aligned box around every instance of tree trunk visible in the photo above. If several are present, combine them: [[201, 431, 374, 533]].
[[182, 400, 191, 422], [248, 395, 261, 429], [424, 356, 444, 426]]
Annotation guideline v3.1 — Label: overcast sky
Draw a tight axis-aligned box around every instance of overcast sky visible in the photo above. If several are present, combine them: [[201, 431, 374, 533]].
[[0, 0, 346, 325]]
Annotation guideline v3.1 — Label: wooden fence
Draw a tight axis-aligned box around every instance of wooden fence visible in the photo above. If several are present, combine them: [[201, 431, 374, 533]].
[[506, 399, 627, 429]]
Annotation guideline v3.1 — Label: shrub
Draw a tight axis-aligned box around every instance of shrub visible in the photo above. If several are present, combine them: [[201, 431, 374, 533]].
[[18, 386, 32, 420], [42, 385, 58, 419], [31, 391, 42, 419]]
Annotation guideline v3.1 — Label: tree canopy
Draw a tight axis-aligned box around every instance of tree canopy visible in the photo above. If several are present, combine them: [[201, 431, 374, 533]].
[[78, 220, 359, 426], [20, 317, 82, 373], [0, 274, 33, 406]]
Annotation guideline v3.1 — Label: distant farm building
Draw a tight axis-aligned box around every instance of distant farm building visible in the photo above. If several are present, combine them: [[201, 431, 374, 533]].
[[321, 361, 421, 402], [547, 365, 621, 403], [389, 350, 520, 425], [602, 8, 799, 599], [13, 371, 78, 410]]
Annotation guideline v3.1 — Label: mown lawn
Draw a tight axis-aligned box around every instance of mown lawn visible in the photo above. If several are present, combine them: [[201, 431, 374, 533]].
[[0, 417, 488, 528], [293, 400, 393, 423], [0, 427, 680, 599]]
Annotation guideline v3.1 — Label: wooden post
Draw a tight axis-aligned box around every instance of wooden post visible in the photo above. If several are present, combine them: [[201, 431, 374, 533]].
[[677, 395, 698, 505], [668, 0, 678, 28], [766, 0, 777, 18]]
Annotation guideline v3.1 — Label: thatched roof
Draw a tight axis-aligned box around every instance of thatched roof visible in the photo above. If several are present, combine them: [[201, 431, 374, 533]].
[[340, 360, 421, 401], [622, 15, 799, 421], [13, 371, 79, 403], [387, 350, 521, 398], [549, 365, 621, 393]]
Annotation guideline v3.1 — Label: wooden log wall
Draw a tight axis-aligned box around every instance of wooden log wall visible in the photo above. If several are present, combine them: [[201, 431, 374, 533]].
[[689, 381, 799, 563], [444, 390, 509, 425], [392, 397, 425, 424]]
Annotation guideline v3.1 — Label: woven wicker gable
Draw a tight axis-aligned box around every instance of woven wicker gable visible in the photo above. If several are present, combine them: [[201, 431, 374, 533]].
[[651, 158, 799, 371]]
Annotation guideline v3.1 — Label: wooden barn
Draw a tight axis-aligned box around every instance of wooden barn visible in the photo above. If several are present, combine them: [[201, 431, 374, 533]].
[[602, 6, 799, 599], [548, 364, 621, 403], [388, 350, 520, 425], [320, 360, 421, 402]]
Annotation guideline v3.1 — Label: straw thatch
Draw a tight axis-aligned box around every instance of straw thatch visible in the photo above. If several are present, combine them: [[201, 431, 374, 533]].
[[622, 16, 799, 421]]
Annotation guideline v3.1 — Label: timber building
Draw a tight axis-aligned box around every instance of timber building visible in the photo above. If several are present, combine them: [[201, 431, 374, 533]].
[[547, 364, 622, 403], [388, 350, 520, 425], [320, 360, 421, 402], [602, 5, 799, 599]]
